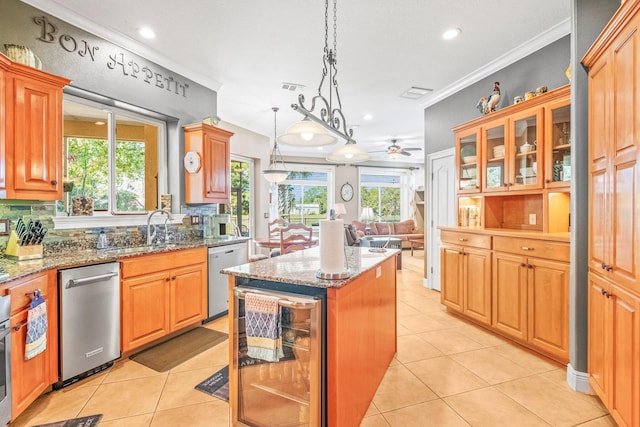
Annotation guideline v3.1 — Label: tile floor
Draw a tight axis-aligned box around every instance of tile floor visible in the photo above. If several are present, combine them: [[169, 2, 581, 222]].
[[12, 250, 615, 427]]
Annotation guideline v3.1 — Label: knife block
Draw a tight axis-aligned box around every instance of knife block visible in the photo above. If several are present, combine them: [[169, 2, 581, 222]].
[[4, 231, 43, 260]]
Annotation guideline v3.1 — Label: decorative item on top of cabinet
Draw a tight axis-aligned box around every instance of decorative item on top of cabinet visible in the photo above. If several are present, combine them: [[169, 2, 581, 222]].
[[183, 123, 233, 204], [0, 53, 70, 201]]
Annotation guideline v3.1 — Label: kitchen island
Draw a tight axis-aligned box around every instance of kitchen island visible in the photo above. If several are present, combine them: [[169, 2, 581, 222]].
[[223, 246, 398, 427]]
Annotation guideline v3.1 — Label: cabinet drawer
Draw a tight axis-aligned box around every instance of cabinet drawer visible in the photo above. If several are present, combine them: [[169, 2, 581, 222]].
[[121, 247, 207, 278], [493, 236, 569, 262], [441, 230, 491, 249], [5, 271, 51, 314]]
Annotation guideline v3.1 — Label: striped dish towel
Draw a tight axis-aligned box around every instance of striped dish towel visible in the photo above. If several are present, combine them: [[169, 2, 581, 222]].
[[25, 293, 47, 360], [245, 292, 283, 362]]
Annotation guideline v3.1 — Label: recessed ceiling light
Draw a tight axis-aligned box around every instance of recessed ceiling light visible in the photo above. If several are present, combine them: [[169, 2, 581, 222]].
[[95, 121, 105, 125], [442, 28, 461, 40], [363, 114, 373, 121], [139, 27, 156, 39]]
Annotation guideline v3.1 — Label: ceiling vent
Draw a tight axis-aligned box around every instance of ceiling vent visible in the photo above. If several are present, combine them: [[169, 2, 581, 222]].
[[400, 86, 433, 100], [281, 82, 306, 92]]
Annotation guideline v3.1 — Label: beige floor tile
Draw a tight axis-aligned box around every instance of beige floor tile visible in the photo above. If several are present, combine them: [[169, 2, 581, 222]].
[[405, 297, 447, 314], [398, 313, 452, 334], [457, 323, 509, 347], [103, 357, 166, 383], [156, 367, 220, 411], [169, 339, 229, 373], [364, 400, 380, 416], [204, 316, 229, 334], [537, 370, 608, 412], [372, 364, 438, 412], [382, 399, 470, 427], [360, 413, 391, 427], [426, 310, 472, 328], [450, 348, 534, 385], [64, 368, 111, 389], [397, 300, 422, 317], [10, 386, 99, 427], [405, 356, 489, 397], [99, 413, 154, 427], [150, 401, 229, 427], [79, 375, 167, 421], [496, 375, 608, 426], [491, 343, 561, 373], [574, 415, 619, 426], [396, 322, 412, 337], [418, 329, 486, 355], [445, 387, 550, 426], [396, 334, 444, 363]]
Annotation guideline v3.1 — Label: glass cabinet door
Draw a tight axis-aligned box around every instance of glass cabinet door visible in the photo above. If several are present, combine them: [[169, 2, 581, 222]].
[[546, 102, 571, 188], [511, 110, 542, 190], [457, 130, 480, 193], [482, 122, 506, 192]]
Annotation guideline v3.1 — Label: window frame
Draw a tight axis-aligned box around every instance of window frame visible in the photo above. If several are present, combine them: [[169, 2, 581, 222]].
[[358, 167, 411, 222]]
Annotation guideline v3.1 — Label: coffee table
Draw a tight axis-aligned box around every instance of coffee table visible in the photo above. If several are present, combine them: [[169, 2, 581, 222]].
[[409, 238, 424, 256], [360, 236, 402, 269]]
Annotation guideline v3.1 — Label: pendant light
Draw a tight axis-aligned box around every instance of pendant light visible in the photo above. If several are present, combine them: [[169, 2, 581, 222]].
[[279, 0, 365, 160], [262, 107, 289, 183], [326, 141, 369, 163]]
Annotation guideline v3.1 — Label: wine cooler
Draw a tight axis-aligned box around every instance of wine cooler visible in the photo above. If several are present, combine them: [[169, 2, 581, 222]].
[[232, 287, 323, 426]]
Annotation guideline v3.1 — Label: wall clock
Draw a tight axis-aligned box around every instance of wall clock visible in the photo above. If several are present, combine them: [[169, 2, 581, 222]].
[[340, 182, 354, 201], [183, 151, 201, 174]]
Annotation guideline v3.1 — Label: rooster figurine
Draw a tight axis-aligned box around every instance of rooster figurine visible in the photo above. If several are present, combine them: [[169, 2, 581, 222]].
[[476, 97, 487, 114], [486, 81, 501, 113]]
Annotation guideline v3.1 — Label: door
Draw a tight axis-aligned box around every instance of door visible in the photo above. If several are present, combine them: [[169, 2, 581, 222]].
[[427, 148, 456, 291], [492, 252, 527, 340], [170, 264, 206, 331]]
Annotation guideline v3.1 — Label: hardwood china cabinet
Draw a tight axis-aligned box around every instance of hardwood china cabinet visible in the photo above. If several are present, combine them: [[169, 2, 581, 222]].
[[583, 1, 640, 425], [0, 53, 69, 201], [183, 123, 233, 204], [120, 248, 207, 352], [4, 270, 58, 419], [441, 85, 571, 364]]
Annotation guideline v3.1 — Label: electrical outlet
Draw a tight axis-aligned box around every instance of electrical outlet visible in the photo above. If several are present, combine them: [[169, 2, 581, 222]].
[[191, 215, 200, 225], [529, 213, 536, 225]]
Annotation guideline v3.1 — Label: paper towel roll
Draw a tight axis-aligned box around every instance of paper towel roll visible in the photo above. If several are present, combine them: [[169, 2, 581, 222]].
[[319, 219, 345, 273]]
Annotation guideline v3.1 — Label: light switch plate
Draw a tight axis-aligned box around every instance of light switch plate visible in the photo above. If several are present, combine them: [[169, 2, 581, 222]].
[[529, 214, 536, 225], [191, 215, 200, 225]]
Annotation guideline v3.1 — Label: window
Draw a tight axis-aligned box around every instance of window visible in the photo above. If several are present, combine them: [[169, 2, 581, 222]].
[[230, 157, 253, 237], [60, 96, 166, 216], [359, 169, 410, 221], [276, 165, 335, 227]]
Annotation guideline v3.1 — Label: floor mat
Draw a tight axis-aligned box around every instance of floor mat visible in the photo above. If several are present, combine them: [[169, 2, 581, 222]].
[[33, 414, 103, 427], [130, 327, 228, 372], [195, 365, 229, 402]]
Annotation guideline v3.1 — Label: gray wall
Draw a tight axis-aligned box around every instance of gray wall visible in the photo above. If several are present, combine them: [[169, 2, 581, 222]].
[[0, 0, 219, 207], [570, 0, 619, 376], [424, 36, 570, 155]]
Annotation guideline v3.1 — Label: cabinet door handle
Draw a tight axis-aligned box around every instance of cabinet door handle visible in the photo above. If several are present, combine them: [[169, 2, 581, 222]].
[[13, 320, 26, 331], [172, 276, 177, 280], [528, 264, 534, 269], [458, 238, 467, 241], [521, 246, 534, 251], [165, 277, 170, 282], [521, 263, 526, 267], [50, 180, 58, 185], [546, 179, 551, 184]]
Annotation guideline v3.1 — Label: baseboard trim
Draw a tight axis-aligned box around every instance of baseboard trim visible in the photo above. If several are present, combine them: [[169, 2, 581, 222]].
[[423, 277, 431, 289], [566, 363, 592, 394]]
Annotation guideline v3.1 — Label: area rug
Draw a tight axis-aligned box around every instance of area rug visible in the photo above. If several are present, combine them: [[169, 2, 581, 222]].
[[130, 327, 228, 372], [195, 365, 229, 402], [33, 414, 103, 427]]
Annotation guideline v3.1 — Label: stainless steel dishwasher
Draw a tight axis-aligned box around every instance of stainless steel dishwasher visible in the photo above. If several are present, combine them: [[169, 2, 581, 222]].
[[206, 243, 247, 321], [57, 262, 120, 388]]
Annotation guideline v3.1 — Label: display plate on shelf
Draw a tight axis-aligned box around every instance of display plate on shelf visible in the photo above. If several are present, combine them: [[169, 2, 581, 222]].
[[487, 166, 503, 188]]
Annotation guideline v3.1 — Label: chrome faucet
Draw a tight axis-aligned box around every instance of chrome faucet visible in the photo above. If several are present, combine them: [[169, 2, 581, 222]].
[[147, 208, 174, 245]]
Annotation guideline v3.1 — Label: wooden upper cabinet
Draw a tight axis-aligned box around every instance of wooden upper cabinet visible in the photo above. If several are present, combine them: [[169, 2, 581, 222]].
[[0, 54, 70, 200], [456, 128, 481, 193], [584, 9, 640, 294], [183, 123, 233, 204]]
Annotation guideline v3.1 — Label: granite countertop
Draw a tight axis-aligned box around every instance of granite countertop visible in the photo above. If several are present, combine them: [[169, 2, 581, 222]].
[[0, 237, 249, 285], [438, 226, 570, 242], [222, 246, 399, 289]]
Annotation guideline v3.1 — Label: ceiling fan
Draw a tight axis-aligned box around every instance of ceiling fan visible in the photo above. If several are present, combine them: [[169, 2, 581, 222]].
[[371, 139, 422, 158]]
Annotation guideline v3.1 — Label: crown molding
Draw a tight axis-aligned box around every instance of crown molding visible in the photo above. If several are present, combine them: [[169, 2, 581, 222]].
[[19, 0, 222, 92], [422, 18, 571, 109]]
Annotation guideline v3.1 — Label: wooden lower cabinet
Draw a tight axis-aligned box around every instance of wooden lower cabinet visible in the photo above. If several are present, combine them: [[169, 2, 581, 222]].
[[588, 272, 640, 427], [493, 251, 570, 362], [327, 256, 396, 427], [441, 244, 491, 325], [5, 270, 58, 420], [121, 248, 207, 353]]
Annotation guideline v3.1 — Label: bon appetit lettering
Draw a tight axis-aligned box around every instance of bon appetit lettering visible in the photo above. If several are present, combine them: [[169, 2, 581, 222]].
[[33, 15, 189, 98]]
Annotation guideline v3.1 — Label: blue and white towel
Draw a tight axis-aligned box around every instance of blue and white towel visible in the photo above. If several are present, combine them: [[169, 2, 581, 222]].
[[245, 292, 283, 362], [25, 293, 47, 360]]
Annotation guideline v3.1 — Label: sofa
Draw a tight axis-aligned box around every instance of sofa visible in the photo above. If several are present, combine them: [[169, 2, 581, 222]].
[[351, 219, 423, 249]]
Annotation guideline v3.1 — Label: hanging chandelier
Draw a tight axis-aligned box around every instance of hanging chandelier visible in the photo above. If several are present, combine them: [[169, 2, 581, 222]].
[[262, 107, 289, 183], [278, 0, 369, 163]]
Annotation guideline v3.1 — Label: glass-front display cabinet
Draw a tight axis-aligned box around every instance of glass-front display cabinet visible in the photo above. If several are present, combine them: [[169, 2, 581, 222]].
[[545, 101, 571, 188], [481, 120, 506, 192], [510, 108, 543, 190], [456, 129, 481, 193]]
